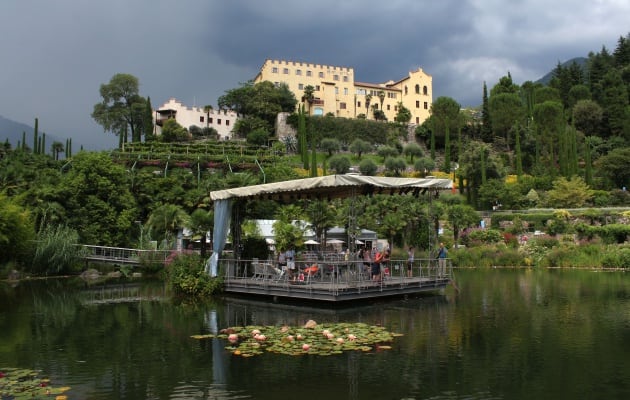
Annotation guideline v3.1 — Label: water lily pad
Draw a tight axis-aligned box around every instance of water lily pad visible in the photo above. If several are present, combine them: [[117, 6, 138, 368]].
[[192, 321, 400, 357], [0, 367, 71, 399]]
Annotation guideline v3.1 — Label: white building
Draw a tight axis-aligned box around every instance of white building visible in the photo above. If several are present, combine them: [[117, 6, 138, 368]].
[[154, 98, 239, 140]]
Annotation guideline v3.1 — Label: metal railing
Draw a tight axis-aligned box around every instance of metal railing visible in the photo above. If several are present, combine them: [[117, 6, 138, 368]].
[[81, 245, 171, 265]]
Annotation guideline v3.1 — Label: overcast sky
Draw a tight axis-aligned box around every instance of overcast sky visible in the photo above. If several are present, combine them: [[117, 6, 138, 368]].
[[1, 0, 628, 150]]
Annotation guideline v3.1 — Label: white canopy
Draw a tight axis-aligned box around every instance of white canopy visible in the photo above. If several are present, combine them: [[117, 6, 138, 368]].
[[304, 239, 320, 245], [210, 174, 452, 202]]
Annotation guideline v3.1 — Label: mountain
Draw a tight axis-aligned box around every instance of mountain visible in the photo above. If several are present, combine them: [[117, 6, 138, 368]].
[[535, 57, 588, 85], [0, 115, 62, 150]]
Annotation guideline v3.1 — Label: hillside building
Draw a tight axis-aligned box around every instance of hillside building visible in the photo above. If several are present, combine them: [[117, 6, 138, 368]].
[[154, 98, 238, 140], [254, 59, 432, 125]]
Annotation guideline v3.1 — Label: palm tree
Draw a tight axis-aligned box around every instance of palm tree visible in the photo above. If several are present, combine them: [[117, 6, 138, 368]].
[[302, 85, 315, 114], [203, 105, 213, 129], [378, 90, 385, 114], [51, 141, 64, 160], [365, 94, 372, 119], [146, 204, 190, 249], [188, 208, 214, 259]]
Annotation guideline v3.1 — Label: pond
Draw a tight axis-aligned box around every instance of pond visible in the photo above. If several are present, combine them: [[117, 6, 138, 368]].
[[1, 269, 629, 399]]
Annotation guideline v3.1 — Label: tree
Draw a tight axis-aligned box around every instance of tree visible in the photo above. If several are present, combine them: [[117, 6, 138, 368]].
[[359, 158, 377, 176], [481, 82, 493, 142], [92, 73, 148, 145], [402, 142, 423, 162], [328, 155, 351, 174], [147, 204, 191, 249], [544, 176, 593, 208], [58, 152, 138, 246], [160, 119, 190, 142], [51, 141, 64, 160], [414, 157, 435, 177], [384, 156, 407, 176], [349, 138, 372, 159], [533, 100, 565, 169], [597, 147, 630, 189], [572, 100, 603, 136], [302, 85, 315, 114], [188, 208, 214, 259], [395, 102, 412, 124], [0, 194, 35, 265], [447, 203, 480, 246], [320, 138, 341, 157], [430, 96, 460, 172], [489, 92, 525, 151]]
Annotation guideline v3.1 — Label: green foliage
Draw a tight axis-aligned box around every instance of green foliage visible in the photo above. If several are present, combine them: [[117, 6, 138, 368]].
[[0, 194, 35, 265], [246, 128, 269, 146], [383, 156, 407, 176], [91, 73, 149, 144], [449, 245, 524, 267], [320, 138, 341, 156], [460, 228, 504, 247], [328, 154, 351, 174], [32, 225, 84, 274], [349, 138, 373, 158], [377, 145, 399, 161], [359, 158, 377, 176], [165, 253, 222, 298], [544, 176, 593, 208], [601, 246, 630, 268], [160, 119, 191, 142]]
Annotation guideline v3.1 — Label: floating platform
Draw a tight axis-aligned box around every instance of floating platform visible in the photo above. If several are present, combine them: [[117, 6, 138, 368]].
[[222, 261, 451, 302]]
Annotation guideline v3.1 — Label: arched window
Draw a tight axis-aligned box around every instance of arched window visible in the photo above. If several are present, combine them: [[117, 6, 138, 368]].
[[404, 86, 408, 95], [415, 84, 420, 94], [423, 86, 428, 95]]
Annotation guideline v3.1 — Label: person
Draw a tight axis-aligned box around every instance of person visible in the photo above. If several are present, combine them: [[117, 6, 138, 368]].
[[285, 247, 296, 280], [361, 246, 371, 275], [372, 249, 383, 282], [437, 242, 448, 277], [277, 248, 287, 274], [407, 246, 414, 278], [382, 246, 391, 279]]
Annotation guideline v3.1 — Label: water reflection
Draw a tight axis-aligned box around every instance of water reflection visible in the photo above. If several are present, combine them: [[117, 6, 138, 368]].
[[0, 269, 629, 400]]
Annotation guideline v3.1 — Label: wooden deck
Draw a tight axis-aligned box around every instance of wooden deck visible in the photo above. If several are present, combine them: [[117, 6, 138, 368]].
[[221, 259, 451, 302]]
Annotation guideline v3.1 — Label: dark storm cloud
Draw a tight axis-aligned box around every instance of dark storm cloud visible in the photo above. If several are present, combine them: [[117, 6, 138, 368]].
[[1, 0, 628, 149]]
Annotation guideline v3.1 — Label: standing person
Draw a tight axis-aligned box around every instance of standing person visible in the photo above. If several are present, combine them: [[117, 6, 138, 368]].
[[285, 246, 296, 280], [361, 246, 371, 276], [406, 246, 414, 278], [437, 242, 448, 277], [372, 249, 383, 282], [277, 248, 287, 274]]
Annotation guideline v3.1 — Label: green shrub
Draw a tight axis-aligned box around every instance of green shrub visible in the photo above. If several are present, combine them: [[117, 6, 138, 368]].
[[165, 254, 223, 298], [32, 225, 85, 275], [601, 246, 630, 268]]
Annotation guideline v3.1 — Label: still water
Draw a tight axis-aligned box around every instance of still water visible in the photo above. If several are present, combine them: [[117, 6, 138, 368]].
[[1, 269, 629, 400]]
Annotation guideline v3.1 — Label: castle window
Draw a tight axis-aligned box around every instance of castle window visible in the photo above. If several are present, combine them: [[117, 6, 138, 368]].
[[209, 118, 213, 124], [306, 70, 312, 77], [423, 86, 428, 95], [424, 102, 428, 109], [217, 119, 222, 125], [296, 69, 302, 76], [283, 68, 289, 74], [404, 86, 408, 95], [415, 84, 420, 94], [318, 71, 324, 78], [298, 83, 304, 90], [226, 120, 230, 126], [343, 76, 348, 82], [200, 116, 204, 123], [357, 101, 362, 108], [416, 101, 420, 108], [344, 88, 348, 95], [340, 102, 347, 110], [333, 74, 339, 81], [272, 67, 278, 73], [387, 105, 390, 111]]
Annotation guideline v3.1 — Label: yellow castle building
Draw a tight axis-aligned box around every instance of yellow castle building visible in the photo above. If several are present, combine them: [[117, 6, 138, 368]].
[[254, 59, 432, 125]]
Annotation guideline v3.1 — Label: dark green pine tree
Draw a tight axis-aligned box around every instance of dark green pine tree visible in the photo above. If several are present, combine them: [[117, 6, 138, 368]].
[[612, 33, 630, 67], [514, 122, 523, 178], [600, 69, 629, 137], [481, 82, 493, 142]]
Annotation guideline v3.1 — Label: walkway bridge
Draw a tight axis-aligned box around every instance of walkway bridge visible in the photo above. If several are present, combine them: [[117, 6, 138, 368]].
[[81, 245, 171, 267]]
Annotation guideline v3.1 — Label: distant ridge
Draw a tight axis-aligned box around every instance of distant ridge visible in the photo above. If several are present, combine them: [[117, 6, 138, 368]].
[[0, 115, 61, 149], [535, 57, 588, 85]]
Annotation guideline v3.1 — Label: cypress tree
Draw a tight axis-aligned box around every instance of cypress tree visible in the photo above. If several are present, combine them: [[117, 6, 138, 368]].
[[21, 131, 26, 150], [33, 118, 38, 154], [481, 82, 493, 142], [41, 133, 46, 156], [515, 122, 523, 178], [584, 136, 593, 185]]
